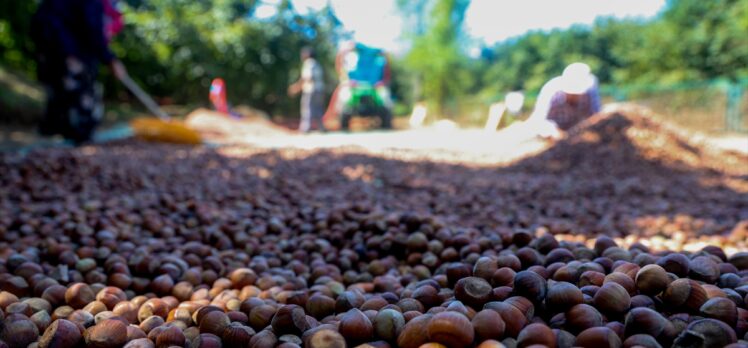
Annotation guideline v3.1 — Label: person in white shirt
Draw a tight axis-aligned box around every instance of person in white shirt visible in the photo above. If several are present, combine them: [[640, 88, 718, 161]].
[[527, 62, 601, 138], [289, 47, 326, 132]]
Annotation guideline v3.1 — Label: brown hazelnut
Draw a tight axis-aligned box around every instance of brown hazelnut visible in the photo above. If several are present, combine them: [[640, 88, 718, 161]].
[[484, 301, 526, 338], [374, 308, 406, 342], [689, 256, 720, 284], [474, 257, 499, 280], [65, 283, 95, 309], [622, 334, 660, 348], [155, 325, 185, 348], [126, 325, 147, 341], [575, 326, 621, 348], [0, 318, 38, 348], [623, 307, 670, 338], [38, 319, 82, 348], [96, 287, 127, 310], [635, 265, 670, 295], [700, 297, 738, 326], [656, 253, 690, 277], [199, 310, 230, 336], [191, 332, 223, 348], [123, 338, 155, 348], [593, 282, 630, 315], [426, 312, 474, 347], [339, 308, 374, 343], [84, 319, 128, 348], [249, 304, 277, 331], [222, 322, 254, 346], [229, 268, 258, 289], [413, 285, 441, 309], [454, 277, 492, 309], [546, 281, 584, 313], [472, 309, 505, 342], [139, 315, 165, 334], [306, 294, 336, 319], [565, 304, 603, 334], [113, 301, 138, 325], [517, 323, 555, 348], [271, 305, 309, 336], [30, 310, 52, 332], [673, 318, 737, 347], [138, 299, 169, 323], [662, 279, 707, 312], [397, 314, 433, 348], [512, 271, 547, 304], [307, 328, 346, 348]]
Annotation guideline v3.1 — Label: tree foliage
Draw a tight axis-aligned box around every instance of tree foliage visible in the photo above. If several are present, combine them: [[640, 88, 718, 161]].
[[0, 0, 343, 117], [398, 0, 471, 117]]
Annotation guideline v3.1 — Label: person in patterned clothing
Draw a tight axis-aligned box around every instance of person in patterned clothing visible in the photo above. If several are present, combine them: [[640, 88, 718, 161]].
[[527, 62, 601, 138], [32, 0, 127, 145]]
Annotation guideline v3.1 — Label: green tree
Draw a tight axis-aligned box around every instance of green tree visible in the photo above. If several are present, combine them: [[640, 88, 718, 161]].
[[398, 0, 470, 117]]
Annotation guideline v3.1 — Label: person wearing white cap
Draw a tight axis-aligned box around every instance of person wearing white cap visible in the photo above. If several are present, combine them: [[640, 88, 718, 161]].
[[527, 62, 601, 138]]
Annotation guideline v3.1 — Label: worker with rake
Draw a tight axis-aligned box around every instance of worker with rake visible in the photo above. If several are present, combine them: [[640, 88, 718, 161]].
[[32, 0, 128, 145]]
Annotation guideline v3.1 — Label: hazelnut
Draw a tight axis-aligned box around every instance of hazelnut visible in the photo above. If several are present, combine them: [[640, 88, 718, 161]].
[[307, 329, 346, 348], [484, 301, 526, 338], [126, 325, 147, 341], [222, 322, 254, 347], [593, 282, 630, 315], [0, 318, 37, 348], [96, 287, 127, 310], [38, 319, 82, 348], [673, 318, 737, 347], [123, 338, 155, 348], [473, 257, 498, 280], [413, 285, 441, 309], [30, 310, 52, 332], [635, 265, 670, 295], [689, 256, 720, 284], [426, 312, 474, 347], [139, 315, 165, 334], [565, 304, 603, 334], [249, 304, 277, 330], [623, 307, 670, 338], [339, 308, 374, 343], [271, 305, 309, 336], [663, 279, 707, 312], [198, 310, 230, 336], [472, 309, 505, 342], [249, 329, 278, 348], [65, 283, 95, 309], [397, 314, 433, 348], [138, 299, 169, 323], [700, 297, 738, 326], [517, 323, 555, 348], [454, 277, 492, 309], [374, 309, 406, 342], [229, 268, 258, 288], [190, 333, 223, 348], [306, 294, 336, 319], [622, 334, 661, 348], [656, 253, 690, 277], [575, 326, 621, 348], [155, 325, 185, 348], [512, 271, 546, 304], [84, 319, 128, 348], [546, 281, 584, 313]]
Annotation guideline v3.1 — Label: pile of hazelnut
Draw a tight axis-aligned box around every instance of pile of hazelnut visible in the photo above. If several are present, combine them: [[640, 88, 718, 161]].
[[0, 108, 746, 348]]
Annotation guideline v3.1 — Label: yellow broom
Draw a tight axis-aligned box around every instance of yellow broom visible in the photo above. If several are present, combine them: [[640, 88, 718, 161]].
[[119, 75, 202, 145]]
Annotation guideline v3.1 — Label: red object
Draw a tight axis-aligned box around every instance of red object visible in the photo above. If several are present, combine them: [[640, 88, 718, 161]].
[[210, 78, 229, 114], [103, 0, 124, 42]]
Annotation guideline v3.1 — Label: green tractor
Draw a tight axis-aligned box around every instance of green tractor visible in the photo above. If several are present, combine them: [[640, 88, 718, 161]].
[[335, 43, 393, 130]]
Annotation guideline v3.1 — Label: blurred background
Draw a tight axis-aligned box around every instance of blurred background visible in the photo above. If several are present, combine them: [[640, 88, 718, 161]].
[[0, 0, 747, 134]]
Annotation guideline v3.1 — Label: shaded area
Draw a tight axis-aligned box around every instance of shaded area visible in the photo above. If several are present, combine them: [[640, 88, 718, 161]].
[[1, 111, 746, 255]]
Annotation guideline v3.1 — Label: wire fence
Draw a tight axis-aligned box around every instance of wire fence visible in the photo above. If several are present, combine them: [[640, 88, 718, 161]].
[[600, 79, 748, 134], [451, 79, 748, 134]]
